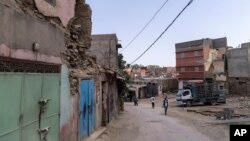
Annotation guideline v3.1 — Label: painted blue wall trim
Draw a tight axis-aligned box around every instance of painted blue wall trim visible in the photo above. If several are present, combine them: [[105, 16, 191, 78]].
[[60, 65, 73, 127]]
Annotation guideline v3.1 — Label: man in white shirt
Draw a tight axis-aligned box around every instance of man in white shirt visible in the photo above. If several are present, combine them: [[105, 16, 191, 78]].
[[150, 97, 155, 108]]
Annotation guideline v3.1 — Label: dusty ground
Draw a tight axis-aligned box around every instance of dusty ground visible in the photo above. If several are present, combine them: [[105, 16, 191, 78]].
[[97, 103, 211, 141], [96, 94, 250, 141]]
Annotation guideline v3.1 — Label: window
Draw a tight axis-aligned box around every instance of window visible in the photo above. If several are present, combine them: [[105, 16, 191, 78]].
[[44, 0, 56, 6], [181, 67, 185, 72], [183, 90, 190, 96], [219, 85, 224, 90], [195, 67, 199, 72], [239, 82, 246, 85], [194, 51, 199, 56], [180, 52, 185, 58]]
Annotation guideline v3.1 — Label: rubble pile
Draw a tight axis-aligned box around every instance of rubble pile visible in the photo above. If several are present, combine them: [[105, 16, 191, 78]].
[[186, 108, 247, 119], [215, 108, 234, 120], [235, 97, 250, 109], [62, 0, 99, 95], [63, 43, 96, 95], [72, 0, 92, 48], [228, 96, 250, 110]]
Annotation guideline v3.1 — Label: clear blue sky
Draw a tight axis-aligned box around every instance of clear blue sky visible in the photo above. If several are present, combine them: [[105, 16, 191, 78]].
[[86, 0, 250, 67]]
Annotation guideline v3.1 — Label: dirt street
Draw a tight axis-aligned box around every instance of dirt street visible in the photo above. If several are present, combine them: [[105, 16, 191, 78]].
[[96, 94, 250, 141], [97, 103, 212, 141]]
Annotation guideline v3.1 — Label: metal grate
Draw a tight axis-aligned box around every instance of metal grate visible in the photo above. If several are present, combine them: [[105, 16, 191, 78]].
[[0, 57, 60, 73]]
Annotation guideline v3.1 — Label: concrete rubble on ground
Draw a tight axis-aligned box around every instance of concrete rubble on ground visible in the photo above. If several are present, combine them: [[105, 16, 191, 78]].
[[185, 108, 247, 120], [228, 96, 250, 110], [185, 96, 250, 120]]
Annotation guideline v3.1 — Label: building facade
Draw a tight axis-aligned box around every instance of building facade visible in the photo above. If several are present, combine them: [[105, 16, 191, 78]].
[[227, 43, 250, 95], [88, 34, 122, 129], [0, 0, 105, 141], [175, 37, 227, 88]]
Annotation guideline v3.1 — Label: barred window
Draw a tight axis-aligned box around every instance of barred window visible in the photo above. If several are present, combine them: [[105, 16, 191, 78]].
[[0, 57, 60, 73]]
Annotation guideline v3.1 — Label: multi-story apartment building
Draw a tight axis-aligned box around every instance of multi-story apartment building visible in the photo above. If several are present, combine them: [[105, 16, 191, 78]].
[[175, 37, 227, 88]]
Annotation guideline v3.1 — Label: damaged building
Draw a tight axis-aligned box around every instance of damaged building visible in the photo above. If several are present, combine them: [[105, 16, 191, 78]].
[[87, 34, 122, 128], [0, 0, 121, 141], [175, 37, 227, 89], [227, 42, 250, 95]]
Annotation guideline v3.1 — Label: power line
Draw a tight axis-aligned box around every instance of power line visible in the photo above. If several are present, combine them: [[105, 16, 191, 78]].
[[130, 0, 194, 65], [120, 0, 170, 52]]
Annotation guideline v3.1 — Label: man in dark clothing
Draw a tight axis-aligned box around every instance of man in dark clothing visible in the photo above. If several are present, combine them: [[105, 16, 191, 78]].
[[163, 96, 168, 115], [133, 96, 138, 106]]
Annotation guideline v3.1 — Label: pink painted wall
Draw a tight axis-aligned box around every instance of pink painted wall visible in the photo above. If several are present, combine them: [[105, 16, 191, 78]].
[[0, 44, 62, 64], [34, 0, 75, 27]]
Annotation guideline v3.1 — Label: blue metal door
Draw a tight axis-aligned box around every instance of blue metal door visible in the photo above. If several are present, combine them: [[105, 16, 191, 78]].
[[88, 80, 95, 134], [80, 80, 95, 139]]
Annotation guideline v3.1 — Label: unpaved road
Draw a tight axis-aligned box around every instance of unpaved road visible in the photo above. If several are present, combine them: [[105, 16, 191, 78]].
[[96, 95, 250, 141], [97, 103, 212, 141]]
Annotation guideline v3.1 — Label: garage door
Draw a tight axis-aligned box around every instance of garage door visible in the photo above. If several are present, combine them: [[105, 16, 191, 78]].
[[0, 73, 60, 141]]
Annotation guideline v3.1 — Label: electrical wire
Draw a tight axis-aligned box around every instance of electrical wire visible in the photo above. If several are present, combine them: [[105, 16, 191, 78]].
[[120, 0, 170, 52], [130, 0, 194, 65]]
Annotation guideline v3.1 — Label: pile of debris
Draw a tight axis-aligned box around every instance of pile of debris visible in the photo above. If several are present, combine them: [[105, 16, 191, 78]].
[[235, 97, 250, 109], [228, 96, 250, 110], [215, 108, 234, 120], [186, 108, 247, 120], [62, 1, 100, 95]]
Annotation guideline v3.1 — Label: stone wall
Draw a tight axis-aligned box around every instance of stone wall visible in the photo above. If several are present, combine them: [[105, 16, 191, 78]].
[[227, 47, 250, 78], [88, 34, 119, 71], [228, 77, 250, 95]]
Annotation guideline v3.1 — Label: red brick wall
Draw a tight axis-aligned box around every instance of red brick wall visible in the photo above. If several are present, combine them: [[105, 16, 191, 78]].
[[176, 49, 205, 80]]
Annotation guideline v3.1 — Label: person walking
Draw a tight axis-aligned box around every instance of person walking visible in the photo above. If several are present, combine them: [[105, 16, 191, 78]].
[[150, 96, 155, 108], [163, 96, 168, 115], [133, 96, 138, 106]]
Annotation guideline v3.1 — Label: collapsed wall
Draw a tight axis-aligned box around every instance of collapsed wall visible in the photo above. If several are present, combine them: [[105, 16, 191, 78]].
[[0, 0, 99, 140], [0, 0, 99, 94]]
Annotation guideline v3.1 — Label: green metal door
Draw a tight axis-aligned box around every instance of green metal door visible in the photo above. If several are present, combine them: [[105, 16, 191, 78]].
[[0, 74, 22, 141], [21, 74, 43, 141], [40, 74, 60, 141], [0, 73, 60, 141]]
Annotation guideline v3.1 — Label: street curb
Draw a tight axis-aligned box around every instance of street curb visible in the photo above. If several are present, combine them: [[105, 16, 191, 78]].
[[84, 127, 107, 141]]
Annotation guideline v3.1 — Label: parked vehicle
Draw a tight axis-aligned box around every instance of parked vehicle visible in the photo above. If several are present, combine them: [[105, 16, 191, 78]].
[[176, 83, 226, 107]]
